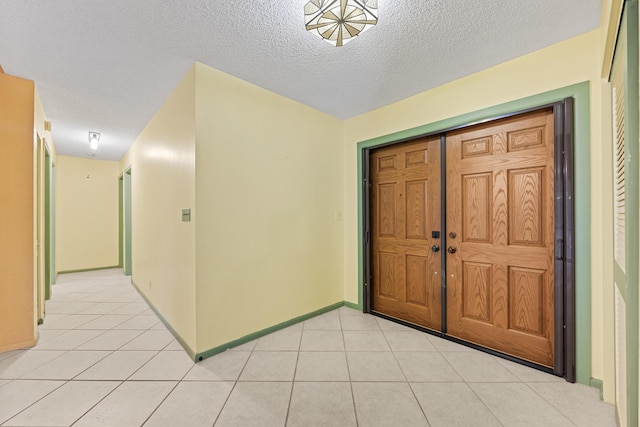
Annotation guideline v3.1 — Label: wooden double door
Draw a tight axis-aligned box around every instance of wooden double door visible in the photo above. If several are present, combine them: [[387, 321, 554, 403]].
[[369, 108, 558, 368]]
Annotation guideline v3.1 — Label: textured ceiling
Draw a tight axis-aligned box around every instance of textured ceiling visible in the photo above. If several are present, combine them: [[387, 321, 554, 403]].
[[0, 0, 600, 161]]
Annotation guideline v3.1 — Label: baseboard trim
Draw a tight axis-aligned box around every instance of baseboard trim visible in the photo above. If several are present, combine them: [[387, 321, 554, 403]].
[[195, 301, 347, 362], [343, 301, 361, 311], [589, 377, 604, 400], [130, 280, 197, 361], [57, 266, 120, 275]]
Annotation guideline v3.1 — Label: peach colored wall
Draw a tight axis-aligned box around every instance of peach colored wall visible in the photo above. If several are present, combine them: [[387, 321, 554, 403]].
[[0, 72, 36, 352]]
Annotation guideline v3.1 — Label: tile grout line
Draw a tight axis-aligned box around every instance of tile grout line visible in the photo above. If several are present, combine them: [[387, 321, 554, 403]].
[[283, 325, 303, 426], [436, 348, 509, 427], [211, 339, 255, 426], [139, 380, 182, 426], [521, 382, 579, 426], [1, 379, 68, 426], [380, 329, 432, 426], [339, 308, 360, 427], [68, 380, 125, 427], [1, 350, 71, 381]]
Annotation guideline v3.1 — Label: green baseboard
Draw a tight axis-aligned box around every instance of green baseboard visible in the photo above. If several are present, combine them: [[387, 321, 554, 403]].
[[118, 291, 358, 364], [130, 280, 197, 361], [57, 266, 120, 275], [195, 301, 347, 362], [589, 377, 604, 400], [343, 301, 361, 311]]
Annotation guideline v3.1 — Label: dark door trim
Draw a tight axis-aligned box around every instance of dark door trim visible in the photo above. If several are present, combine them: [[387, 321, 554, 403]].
[[439, 134, 448, 333], [362, 100, 575, 381], [362, 148, 371, 313]]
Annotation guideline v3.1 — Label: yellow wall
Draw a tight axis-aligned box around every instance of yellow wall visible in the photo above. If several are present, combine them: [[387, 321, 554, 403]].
[[601, 0, 624, 78], [56, 156, 119, 272], [119, 66, 197, 352], [0, 71, 36, 352], [599, 0, 622, 406], [342, 30, 614, 400], [193, 63, 344, 352]]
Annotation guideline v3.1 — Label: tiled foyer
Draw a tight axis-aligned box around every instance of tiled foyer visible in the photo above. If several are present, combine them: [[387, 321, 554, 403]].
[[0, 269, 615, 426]]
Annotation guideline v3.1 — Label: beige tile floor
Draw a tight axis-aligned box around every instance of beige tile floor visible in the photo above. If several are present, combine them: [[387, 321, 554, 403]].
[[0, 269, 616, 426]]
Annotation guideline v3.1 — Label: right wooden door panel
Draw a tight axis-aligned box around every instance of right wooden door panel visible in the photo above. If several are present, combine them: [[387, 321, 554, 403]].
[[445, 109, 556, 367]]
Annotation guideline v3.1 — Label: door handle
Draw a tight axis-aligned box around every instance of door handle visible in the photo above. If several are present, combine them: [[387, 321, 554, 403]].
[[431, 245, 440, 253], [447, 246, 457, 254]]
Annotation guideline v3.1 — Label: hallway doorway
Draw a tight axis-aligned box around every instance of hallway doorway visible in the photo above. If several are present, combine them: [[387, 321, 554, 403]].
[[120, 168, 132, 276]]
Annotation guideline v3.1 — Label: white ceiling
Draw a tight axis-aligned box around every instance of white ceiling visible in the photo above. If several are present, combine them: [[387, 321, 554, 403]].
[[0, 0, 600, 161]]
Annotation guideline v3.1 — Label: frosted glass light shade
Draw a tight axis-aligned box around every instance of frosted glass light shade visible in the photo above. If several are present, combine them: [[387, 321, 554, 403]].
[[89, 131, 100, 150], [305, 0, 378, 47]]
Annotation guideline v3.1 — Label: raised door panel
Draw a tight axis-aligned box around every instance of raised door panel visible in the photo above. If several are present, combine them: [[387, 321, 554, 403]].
[[462, 173, 492, 243], [508, 168, 544, 246], [461, 262, 492, 323], [406, 180, 429, 240], [377, 183, 397, 238]]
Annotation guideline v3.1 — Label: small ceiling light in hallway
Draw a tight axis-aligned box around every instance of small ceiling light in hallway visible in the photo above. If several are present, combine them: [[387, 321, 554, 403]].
[[89, 131, 100, 150], [305, 0, 378, 47]]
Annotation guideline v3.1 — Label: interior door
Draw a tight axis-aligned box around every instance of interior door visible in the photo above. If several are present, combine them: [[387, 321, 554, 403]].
[[610, 2, 639, 424], [123, 168, 132, 276], [445, 109, 556, 367], [370, 136, 442, 330]]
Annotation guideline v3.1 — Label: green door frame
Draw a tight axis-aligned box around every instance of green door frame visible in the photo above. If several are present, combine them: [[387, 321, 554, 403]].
[[118, 174, 124, 269], [51, 161, 56, 285], [123, 167, 132, 276], [356, 82, 592, 384], [44, 147, 52, 300], [611, 1, 639, 424]]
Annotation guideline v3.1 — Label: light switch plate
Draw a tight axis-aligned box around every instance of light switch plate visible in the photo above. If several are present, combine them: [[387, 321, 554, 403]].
[[182, 208, 191, 222]]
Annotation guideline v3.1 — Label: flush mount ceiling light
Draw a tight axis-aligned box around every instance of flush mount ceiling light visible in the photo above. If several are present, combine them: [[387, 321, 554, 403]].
[[88, 131, 100, 150], [305, 0, 378, 47]]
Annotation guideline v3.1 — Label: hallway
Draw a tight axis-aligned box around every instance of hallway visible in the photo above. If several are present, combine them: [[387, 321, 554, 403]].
[[0, 269, 615, 426]]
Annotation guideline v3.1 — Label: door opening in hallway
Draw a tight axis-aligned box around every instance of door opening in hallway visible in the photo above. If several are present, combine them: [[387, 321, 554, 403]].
[[36, 136, 54, 322], [363, 103, 574, 380], [120, 168, 132, 277], [44, 148, 52, 300]]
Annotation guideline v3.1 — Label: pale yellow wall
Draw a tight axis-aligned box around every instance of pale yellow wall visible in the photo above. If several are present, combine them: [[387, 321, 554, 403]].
[[599, 0, 621, 405], [193, 63, 344, 352], [343, 30, 613, 400], [119, 66, 197, 352], [56, 156, 119, 272], [601, 0, 624, 78], [597, 77, 616, 404]]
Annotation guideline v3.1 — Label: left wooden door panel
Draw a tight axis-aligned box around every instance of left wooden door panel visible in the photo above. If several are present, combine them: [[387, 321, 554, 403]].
[[370, 137, 442, 330]]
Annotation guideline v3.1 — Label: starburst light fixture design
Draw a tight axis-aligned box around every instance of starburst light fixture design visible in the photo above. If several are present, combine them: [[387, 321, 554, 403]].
[[304, 0, 378, 47]]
